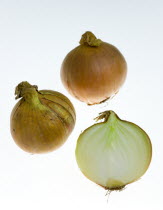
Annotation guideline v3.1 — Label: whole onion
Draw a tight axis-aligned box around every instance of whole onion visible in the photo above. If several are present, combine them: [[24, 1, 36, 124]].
[[61, 31, 127, 105], [76, 111, 152, 190], [10, 81, 76, 154]]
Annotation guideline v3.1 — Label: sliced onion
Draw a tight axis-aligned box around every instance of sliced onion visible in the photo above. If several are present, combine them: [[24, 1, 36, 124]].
[[75, 111, 152, 190]]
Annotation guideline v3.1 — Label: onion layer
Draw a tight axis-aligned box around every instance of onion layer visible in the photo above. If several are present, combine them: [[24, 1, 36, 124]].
[[61, 31, 127, 105], [10, 81, 76, 154], [75, 111, 152, 190]]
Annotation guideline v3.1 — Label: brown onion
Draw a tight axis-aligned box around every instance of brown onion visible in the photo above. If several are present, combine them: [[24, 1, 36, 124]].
[[10, 81, 76, 154], [61, 31, 127, 105]]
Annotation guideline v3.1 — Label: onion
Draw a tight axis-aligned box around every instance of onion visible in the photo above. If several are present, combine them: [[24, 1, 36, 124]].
[[10, 81, 76, 154], [61, 31, 127, 105], [75, 111, 152, 190]]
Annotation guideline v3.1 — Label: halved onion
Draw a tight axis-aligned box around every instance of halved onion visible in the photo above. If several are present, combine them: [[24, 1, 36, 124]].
[[75, 111, 152, 190]]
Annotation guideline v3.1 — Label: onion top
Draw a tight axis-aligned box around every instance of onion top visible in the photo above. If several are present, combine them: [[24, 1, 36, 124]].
[[61, 31, 127, 105], [75, 111, 152, 190], [10, 81, 76, 154]]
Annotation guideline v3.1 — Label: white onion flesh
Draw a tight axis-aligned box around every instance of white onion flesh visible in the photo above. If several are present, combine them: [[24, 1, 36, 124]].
[[75, 111, 152, 190]]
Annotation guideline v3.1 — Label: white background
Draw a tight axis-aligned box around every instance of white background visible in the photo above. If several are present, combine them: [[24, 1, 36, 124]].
[[0, 0, 163, 209]]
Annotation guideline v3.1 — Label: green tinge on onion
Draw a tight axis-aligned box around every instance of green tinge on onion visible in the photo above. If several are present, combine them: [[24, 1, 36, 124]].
[[75, 111, 152, 190]]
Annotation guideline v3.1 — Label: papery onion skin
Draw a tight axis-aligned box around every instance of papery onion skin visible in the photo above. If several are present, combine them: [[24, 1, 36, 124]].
[[10, 81, 76, 154], [61, 31, 127, 105], [75, 111, 152, 190]]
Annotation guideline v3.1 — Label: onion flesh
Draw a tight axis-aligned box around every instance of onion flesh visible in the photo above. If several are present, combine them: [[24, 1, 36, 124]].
[[75, 111, 152, 190]]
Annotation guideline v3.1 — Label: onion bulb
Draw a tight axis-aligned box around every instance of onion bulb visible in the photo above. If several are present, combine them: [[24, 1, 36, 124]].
[[61, 31, 127, 105], [75, 111, 152, 190], [10, 81, 76, 154]]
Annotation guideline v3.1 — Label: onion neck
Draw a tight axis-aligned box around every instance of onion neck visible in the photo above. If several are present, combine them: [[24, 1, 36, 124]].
[[79, 31, 102, 47], [95, 111, 118, 124], [15, 81, 40, 105]]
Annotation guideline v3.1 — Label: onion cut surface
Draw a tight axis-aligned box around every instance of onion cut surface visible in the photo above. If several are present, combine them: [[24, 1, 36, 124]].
[[75, 111, 152, 190]]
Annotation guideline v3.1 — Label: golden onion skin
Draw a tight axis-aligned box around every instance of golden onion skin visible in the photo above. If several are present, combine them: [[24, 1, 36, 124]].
[[10, 82, 76, 154], [61, 31, 127, 105]]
